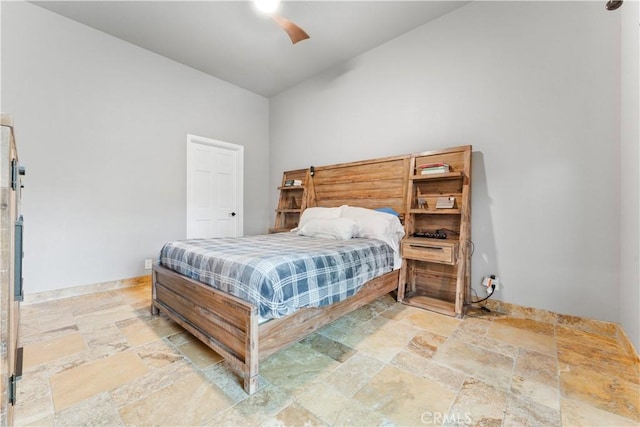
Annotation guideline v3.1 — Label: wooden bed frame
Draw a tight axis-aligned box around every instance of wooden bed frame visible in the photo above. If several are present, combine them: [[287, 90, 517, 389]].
[[151, 153, 411, 394]]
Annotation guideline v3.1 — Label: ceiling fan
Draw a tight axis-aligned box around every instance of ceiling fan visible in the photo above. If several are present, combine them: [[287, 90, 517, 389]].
[[605, 0, 623, 10], [253, 0, 310, 44]]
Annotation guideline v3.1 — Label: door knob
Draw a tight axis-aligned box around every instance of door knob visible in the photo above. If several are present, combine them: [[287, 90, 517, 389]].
[[230, 212, 236, 217]]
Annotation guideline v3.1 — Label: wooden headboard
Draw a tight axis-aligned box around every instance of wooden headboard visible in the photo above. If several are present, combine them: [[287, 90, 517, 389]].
[[306, 154, 411, 216]]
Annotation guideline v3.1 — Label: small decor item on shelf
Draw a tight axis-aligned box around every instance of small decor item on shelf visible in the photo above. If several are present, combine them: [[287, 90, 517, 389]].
[[418, 162, 451, 175], [416, 188, 426, 209], [435, 196, 455, 209], [417, 197, 426, 209], [284, 179, 303, 187]]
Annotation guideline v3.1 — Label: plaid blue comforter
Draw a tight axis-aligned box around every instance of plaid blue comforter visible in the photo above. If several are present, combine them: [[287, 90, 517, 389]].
[[159, 233, 394, 320]]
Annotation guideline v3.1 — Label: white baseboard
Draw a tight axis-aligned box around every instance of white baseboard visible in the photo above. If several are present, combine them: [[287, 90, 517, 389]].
[[23, 275, 151, 305]]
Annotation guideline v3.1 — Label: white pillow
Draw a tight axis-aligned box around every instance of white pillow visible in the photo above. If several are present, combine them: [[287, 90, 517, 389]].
[[340, 206, 403, 239], [296, 217, 358, 240], [296, 206, 342, 230], [340, 205, 405, 269]]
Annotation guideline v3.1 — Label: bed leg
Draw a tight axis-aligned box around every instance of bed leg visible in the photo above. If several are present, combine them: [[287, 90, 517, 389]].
[[151, 270, 159, 315], [244, 374, 259, 395]]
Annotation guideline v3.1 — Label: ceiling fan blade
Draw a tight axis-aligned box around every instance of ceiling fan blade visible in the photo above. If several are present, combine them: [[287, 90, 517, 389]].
[[271, 14, 309, 44]]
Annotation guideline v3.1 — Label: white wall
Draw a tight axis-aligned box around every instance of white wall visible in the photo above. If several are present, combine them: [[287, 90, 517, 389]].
[[270, 2, 622, 323], [620, 0, 640, 350], [1, 2, 270, 293]]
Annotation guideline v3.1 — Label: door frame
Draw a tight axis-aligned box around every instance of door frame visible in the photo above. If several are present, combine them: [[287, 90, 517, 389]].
[[186, 134, 244, 238]]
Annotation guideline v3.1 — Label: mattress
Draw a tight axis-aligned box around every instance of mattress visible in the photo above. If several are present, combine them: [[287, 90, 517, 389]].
[[159, 233, 394, 321]]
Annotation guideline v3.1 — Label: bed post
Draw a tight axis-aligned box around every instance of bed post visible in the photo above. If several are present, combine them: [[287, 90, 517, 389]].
[[151, 266, 159, 315], [244, 307, 259, 394]]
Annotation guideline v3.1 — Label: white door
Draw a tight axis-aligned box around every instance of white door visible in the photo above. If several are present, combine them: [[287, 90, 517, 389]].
[[186, 134, 243, 239]]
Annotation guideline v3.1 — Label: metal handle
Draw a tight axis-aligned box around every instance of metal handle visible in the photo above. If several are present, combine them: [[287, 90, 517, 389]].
[[230, 212, 236, 217], [409, 244, 443, 251], [10, 162, 25, 191], [14, 216, 24, 302]]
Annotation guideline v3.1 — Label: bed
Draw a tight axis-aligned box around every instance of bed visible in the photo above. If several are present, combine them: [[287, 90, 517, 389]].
[[151, 154, 411, 394]]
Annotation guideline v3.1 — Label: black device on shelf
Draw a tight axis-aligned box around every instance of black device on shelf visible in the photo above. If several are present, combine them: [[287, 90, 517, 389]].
[[413, 231, 447, 239]]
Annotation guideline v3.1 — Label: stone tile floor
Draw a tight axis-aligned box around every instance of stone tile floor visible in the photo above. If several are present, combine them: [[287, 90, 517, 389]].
[[14, 284, 640, 426]]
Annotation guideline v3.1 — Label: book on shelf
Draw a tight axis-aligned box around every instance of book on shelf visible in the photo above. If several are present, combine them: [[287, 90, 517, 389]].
[[284, 179, 303, 187], [417, 162, 449, 169], [418, 162, 451, 174]]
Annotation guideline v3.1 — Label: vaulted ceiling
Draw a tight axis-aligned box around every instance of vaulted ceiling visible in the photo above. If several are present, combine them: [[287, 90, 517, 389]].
[[33, 1, 470, 97]]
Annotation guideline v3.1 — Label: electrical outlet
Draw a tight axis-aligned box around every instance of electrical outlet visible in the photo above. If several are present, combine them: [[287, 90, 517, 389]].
[[144, 259, 153, 270], [482, 275, 501, 292]]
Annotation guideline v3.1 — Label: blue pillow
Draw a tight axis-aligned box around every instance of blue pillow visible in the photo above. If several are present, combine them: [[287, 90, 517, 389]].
[[375, 207, 400, 217]]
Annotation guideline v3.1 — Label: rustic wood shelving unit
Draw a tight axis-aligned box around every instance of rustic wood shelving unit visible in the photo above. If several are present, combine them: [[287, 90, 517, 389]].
[[398, 145, 472, 317], [269, 168, 310, 233]]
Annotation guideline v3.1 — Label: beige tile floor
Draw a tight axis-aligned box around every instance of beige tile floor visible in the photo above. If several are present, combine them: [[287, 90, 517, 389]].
[[14, 284, 640, 426]]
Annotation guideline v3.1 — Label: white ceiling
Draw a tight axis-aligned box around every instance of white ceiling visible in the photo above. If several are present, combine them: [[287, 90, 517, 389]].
[[32, 1, 470, 97]]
